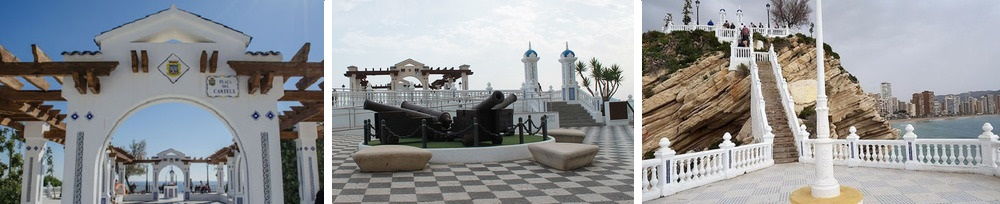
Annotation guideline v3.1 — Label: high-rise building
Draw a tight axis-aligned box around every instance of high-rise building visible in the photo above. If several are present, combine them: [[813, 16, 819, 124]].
[[911, 91, 935, 117], [943, 95, 958, 115], [880, 82, 892, 99]]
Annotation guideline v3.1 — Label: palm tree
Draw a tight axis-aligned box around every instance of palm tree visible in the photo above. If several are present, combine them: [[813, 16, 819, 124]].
[[575, 61, 594, 96], [589, 58, 604, 100]]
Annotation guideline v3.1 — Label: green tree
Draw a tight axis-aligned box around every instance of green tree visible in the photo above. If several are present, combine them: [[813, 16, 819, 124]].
[[578, 58, 625, 102], [0, 128, 24, 201], [125, 139, 147, 187], [682, 0, 693, 25]]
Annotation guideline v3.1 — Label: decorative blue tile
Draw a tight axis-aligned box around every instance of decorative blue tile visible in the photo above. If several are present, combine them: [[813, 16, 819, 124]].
[[85, 112, 94, 120], [71, 113, 79, 120], [252, 111, 260, 120], [266, 111, 275, 120]]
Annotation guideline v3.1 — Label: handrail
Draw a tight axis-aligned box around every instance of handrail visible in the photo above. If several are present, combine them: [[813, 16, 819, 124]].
[[767, 45, 804, 144], [747, 41, 774, 142]]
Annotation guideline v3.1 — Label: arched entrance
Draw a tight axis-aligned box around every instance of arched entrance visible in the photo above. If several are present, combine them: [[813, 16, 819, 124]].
[[0, 6, 323, 204]]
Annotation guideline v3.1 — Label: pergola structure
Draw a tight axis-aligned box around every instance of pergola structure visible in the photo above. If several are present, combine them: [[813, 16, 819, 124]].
[[343, 58, 473, 91], [1, 6, 322, 204]]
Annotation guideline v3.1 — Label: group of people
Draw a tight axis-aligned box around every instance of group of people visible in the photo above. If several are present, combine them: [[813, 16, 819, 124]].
[[193, 181, 213, 193]]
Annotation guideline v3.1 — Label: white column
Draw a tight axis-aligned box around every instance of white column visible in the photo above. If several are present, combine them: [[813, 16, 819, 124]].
[[979, 123, 997, 173], [810, 0, 841, 198], [20, 122, 49, 204], [295, 122, 319, 203], [558, 44, 579, 101]]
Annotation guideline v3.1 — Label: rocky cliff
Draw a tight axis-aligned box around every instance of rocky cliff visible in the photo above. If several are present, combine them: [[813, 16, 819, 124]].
[[642, 33, 898, 156]]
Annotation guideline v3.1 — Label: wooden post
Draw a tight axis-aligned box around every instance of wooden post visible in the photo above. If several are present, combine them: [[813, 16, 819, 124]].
[[140, 50, 149, 73]]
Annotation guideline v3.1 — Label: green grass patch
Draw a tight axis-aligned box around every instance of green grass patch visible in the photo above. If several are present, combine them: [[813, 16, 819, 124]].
[[367, 134, 546, 148]]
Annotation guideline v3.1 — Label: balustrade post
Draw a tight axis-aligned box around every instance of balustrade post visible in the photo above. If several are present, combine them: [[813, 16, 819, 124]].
[[541, 116, 548, 140], [472, 117, 480, 147], [846, 126, 860, 167], [902, 124, 919, 170], [654, 138, 676, 196], [719, 133, 736, 178], [977, 123, 997, 175], [798, 125, 811, 162]]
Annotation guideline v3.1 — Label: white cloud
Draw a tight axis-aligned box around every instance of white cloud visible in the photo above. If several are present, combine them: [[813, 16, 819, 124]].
[[332, 0, 635, 99]]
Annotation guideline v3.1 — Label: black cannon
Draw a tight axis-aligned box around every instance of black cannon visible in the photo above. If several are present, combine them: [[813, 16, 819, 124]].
[[453, 91, 517, 146], [363, 100, 449, 144]]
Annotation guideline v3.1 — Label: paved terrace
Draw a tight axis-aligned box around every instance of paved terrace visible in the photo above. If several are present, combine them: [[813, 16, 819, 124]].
[[330, 125, 634, 203], [650, 163, 1000, 204]]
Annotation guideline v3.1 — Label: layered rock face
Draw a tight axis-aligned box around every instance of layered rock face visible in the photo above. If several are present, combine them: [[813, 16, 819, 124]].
[[642, 54, 753, 155], [642, 36, 898, 156], [776, 38, 898, 140]]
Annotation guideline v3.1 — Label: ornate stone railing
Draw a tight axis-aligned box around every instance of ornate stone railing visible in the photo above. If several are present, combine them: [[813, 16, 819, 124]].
[[642, 133, 774, 201], [664, 23, 791, 42], [799, 123, 1000, 176], [766, 46, 804, 142], [574, 88, 604, 122]]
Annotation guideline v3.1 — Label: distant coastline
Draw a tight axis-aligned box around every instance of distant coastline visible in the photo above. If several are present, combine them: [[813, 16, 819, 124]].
[[889, 114, 1000, 123]]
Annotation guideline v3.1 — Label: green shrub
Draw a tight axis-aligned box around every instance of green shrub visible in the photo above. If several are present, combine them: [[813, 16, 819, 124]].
[[643, 30, 727, 75]]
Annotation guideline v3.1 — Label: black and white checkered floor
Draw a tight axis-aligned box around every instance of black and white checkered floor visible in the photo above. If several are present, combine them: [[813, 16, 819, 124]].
[[330, 125, 634, 203]]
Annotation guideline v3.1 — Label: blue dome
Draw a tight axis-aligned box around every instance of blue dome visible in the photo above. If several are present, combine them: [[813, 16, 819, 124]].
[[561, 49, 575, 58], [524, 49, 538, 57]]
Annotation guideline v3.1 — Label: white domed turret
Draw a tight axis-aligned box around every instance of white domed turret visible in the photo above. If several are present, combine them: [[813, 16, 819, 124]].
[[558, 42, 580, 100], [521, 42, 540, 93]]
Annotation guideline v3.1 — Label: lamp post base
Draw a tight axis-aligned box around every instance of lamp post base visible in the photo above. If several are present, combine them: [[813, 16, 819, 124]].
[[790, 186, 863, 204]]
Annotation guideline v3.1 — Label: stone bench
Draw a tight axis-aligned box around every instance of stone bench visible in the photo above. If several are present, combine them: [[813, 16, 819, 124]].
[[528, 143, 599, 171], [353, 145, 432, 172], [547, 128, 586, 143]]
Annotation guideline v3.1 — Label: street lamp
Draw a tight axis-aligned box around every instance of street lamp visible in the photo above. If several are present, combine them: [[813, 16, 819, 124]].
[[695, 0, 701, 25], [766, 3, 771, 28]]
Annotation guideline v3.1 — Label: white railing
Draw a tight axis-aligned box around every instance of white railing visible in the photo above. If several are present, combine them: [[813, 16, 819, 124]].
[[767, 45, 804, 143], [747, 50, 773, 142], [751, 27, 792, 37], [800, 123, 1000, 176], [642, 133, 774, 201], [728, 32, 754, 71], [665, 22, 791, 43], [715, 28, 737, 42], [574, 88, 604, 122]]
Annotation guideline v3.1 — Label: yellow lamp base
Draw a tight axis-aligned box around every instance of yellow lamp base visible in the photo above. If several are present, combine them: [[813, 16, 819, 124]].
[[789, 186, 863, 204]]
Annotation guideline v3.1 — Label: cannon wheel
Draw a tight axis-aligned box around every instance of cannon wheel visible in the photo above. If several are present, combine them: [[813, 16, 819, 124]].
[[462, 134, 476, 147], [491, 135, 503, 145]]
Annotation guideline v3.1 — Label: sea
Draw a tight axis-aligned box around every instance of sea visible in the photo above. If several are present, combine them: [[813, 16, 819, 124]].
[[890, 115, 1000, 139]]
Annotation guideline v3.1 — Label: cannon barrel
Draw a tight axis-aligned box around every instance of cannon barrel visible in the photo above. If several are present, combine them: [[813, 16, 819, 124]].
[[473, 91, 505, 110], [401, 101, 453, 126], [363, 100, 438, 121], [491, 94, 518, 110]]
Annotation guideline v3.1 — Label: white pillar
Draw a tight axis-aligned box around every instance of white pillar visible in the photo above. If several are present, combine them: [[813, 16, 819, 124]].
[[979, 123, 997, 173], [521, 43, 541, 94], [810, 0, 841, 198], [295, 122, 320, 203], [559, 43, 579, 101], [20, 122, 49, 204]]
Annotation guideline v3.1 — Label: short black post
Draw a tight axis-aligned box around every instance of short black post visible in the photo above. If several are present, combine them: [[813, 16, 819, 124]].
[[421, 119, 428, 148], [472, 117, 480, 147], [518, 117, 524, 136], [380, 119, 388, 143], [527, 115, 533, 134], [541, 115, 548, 140], [363, 119, 370, 145]]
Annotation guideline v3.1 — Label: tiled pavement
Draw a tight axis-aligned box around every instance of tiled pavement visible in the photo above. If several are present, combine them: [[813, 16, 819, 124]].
[[650, 163, 1000, 204], [330, 125, 634, 203]]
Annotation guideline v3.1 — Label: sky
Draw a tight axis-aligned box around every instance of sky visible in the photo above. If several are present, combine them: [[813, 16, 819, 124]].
[[643, 0, 1000, 99], [331, 0, 636, 100], [0, 0, 322, 182]]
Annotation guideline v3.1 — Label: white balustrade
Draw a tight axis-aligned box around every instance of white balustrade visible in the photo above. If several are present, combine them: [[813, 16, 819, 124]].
[[766, 46, 804, 145], [798, 123, 1000, 175], [642, 133, 774, 201]]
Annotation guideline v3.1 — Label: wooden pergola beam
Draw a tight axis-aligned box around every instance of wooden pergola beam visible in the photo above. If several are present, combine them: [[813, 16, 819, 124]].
[[290, 43, 310, 63], [0, 45, 26, 90], [278, 102, 322, 131], [0, 61, 118, 76], [227, 61, 323, 77], [279, 90, 322, 102], [27, 44, 53, 90], [0, 87, 63, 101]]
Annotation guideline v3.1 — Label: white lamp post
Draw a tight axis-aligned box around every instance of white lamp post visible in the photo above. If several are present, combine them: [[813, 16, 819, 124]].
[[790, 0, 863, 202]]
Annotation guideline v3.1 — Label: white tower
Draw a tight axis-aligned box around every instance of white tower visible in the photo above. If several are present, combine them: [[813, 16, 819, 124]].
[[558, 42, 579, 100], [521, 42, 541, 94]]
